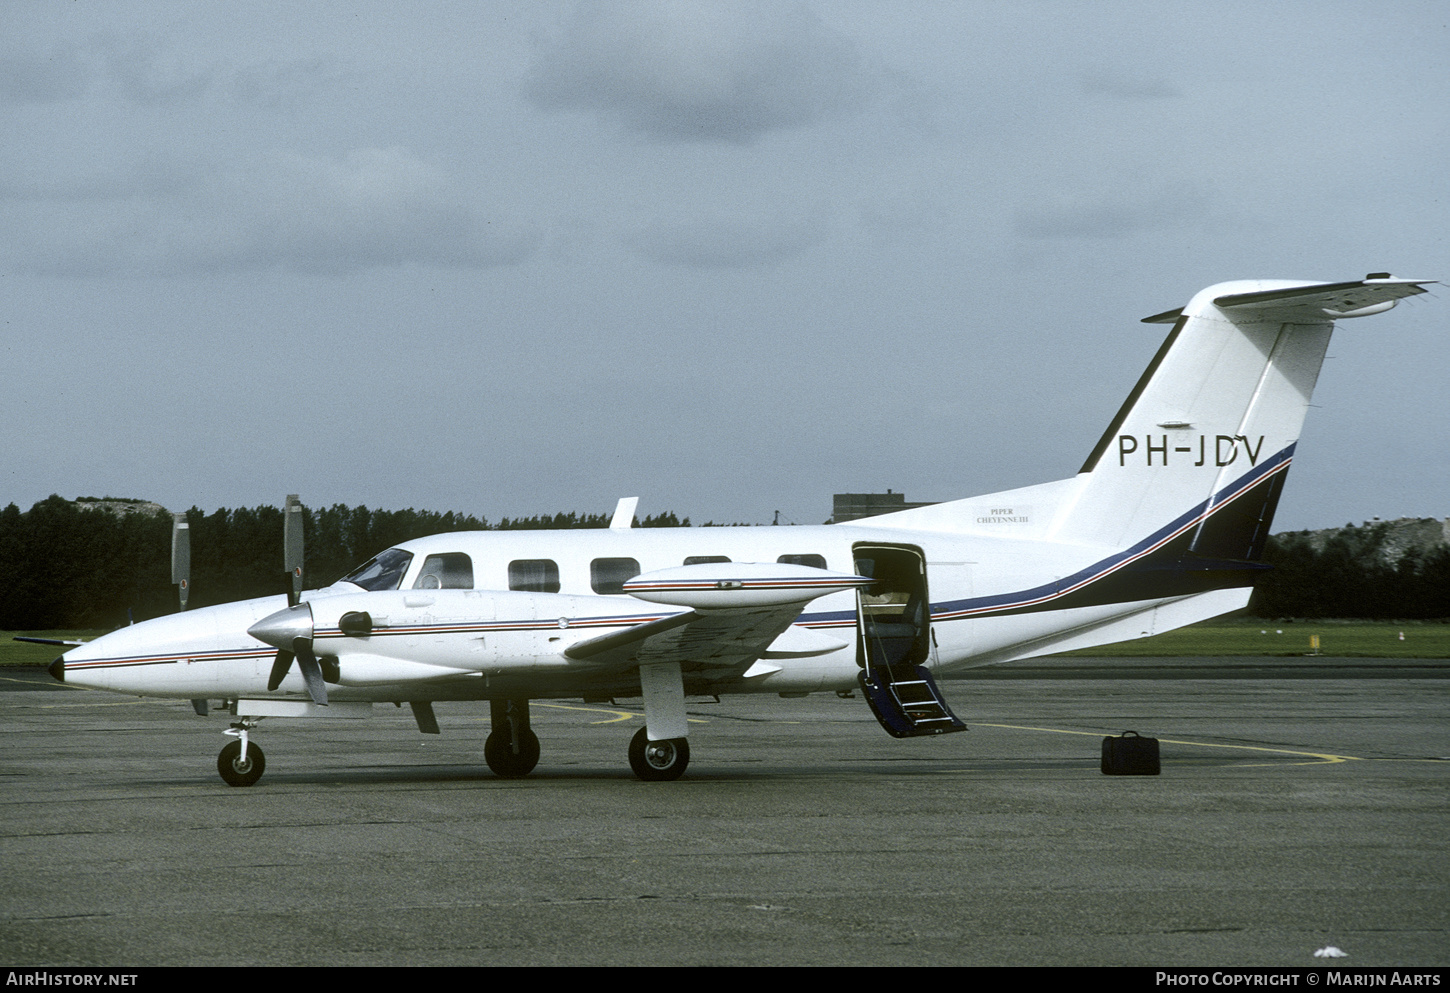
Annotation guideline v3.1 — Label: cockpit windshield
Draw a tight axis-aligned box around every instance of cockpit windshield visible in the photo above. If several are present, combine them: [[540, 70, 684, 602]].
[[338, 548, 415, 591]]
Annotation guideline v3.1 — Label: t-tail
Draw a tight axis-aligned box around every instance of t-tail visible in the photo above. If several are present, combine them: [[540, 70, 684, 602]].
[[1055, 274, 1433, 556], [870, 273, 1434, 574]]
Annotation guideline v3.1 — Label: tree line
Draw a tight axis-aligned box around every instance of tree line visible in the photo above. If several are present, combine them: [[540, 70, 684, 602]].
[[1250, 522, 1450, 620], [0, 496, 1444, 630], [0, 496, 686, 630]]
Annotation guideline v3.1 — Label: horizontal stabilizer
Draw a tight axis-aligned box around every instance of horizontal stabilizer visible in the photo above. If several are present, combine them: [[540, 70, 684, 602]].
[[1144, 275, 1434, 324]]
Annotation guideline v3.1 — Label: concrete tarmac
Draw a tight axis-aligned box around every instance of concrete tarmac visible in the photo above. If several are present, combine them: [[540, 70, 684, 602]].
[[1, 659, 1447, 967]]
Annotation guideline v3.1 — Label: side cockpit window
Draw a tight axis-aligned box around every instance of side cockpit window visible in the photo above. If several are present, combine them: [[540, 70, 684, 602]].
[[412, 553, 474, 590], [778, 554, 827, 569], [339, 548, 415, 591], [591, 557, 641, 595], [509, 559, 560, 593]]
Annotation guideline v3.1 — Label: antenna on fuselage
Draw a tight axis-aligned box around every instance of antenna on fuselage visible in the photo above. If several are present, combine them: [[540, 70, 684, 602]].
[[610, 497, 639, 530]]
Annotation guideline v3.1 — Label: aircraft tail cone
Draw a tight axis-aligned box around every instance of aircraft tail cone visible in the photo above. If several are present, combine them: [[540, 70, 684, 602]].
[[48, 656, 64, 683]]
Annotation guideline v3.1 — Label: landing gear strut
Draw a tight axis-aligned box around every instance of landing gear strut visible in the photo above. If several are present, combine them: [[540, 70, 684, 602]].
[[485, 699, 540, 778], [217, 721, 266, 787], [628, 727, 690, 782]]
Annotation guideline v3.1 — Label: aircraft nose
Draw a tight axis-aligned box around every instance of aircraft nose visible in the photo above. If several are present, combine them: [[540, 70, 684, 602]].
[[48, 656, 64, 683], [248, 603, 314, 652]]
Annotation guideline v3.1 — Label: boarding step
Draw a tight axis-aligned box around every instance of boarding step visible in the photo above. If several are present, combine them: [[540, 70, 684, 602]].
[[859, 664, 967, 738]]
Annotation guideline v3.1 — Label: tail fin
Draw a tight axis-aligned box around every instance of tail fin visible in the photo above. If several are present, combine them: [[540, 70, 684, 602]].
[[1055, 275, 1433, 552]]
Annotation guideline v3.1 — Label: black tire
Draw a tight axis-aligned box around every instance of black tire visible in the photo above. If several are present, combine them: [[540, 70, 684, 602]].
[[628, 727, 690, 782], [217, 740, 265, 787], [485, 727, 540, 778]]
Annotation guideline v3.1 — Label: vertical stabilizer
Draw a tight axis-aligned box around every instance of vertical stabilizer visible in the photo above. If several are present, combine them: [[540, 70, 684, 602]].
[[1054, 276, 1432, 554]]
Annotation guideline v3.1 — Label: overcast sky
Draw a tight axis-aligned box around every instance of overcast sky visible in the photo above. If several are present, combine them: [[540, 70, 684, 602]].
[[4, 1, 1446, 535]]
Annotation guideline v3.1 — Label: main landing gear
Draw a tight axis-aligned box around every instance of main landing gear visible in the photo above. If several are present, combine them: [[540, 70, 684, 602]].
[[628, 727, 690, 782], [483, 695, 690, 781], [218, 721, 265, 787], [485, 699, 540, 778]]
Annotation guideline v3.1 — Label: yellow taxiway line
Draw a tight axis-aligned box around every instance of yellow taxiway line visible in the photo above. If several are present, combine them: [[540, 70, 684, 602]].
[[970, 721, 1361, 765]]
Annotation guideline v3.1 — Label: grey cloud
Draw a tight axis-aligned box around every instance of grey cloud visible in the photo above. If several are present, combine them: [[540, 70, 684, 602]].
[[8, 148, 540, 277], [626, 209, 830, 267], [0, 41, 92, 104], [1016, 184, 1210, 240], [525, 0, 876, 143], [226, 56, 340, 110], [3, 32, 333, 109], [96, 32, 215, 105], [1079, 67, 1180, 100]]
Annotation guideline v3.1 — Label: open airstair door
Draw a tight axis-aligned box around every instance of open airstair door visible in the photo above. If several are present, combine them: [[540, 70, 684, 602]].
[[853, 543, 966, 738]]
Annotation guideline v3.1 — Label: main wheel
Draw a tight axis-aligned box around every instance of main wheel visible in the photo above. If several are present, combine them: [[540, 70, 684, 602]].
[[217, 740, 265, 787], [628, 727, 690, 782], [485, 726, 540, 778]]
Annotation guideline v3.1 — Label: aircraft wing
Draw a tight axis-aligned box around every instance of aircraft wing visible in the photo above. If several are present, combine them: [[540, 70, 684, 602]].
[[562, 604, 809, 679], [563, 562, 873, 679]]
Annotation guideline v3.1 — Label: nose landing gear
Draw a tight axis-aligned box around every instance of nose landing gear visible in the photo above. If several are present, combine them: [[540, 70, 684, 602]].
[[218, 720, 265, 787]]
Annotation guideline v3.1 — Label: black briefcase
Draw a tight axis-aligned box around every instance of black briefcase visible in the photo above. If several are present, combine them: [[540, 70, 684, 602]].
[[1101, 730, 1160, 775]]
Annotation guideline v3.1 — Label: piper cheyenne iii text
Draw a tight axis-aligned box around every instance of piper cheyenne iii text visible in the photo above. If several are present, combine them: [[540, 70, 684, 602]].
[[47, 275, 1435, 784]]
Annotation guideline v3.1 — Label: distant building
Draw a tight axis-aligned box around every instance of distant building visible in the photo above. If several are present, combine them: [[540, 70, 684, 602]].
[[830, 491, 937, 524]]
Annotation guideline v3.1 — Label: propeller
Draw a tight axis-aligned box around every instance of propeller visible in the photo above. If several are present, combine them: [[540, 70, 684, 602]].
[[249, 495, 329, 705], [250, 602, 328, 706]]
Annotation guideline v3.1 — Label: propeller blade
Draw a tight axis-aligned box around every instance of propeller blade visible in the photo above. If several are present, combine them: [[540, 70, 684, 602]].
[[267, 650, 294, 692], [284, 494, 304, 607], [293, 637, 328, 706], [171, 514, 191, 612]]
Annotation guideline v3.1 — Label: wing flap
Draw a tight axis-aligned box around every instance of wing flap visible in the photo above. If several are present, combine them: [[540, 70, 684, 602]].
[[563, 610, 697, 661]]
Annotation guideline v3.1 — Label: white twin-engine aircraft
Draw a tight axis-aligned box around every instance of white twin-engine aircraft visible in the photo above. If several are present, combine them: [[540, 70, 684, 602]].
[[47, 275, 1434, 785]]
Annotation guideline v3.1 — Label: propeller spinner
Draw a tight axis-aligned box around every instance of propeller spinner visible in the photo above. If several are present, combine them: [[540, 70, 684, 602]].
[[250, 603, 328, 706]]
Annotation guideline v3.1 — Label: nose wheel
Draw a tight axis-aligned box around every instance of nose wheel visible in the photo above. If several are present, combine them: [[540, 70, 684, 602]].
[[217, 738, 265, 787], [628, 727, 690, 781]]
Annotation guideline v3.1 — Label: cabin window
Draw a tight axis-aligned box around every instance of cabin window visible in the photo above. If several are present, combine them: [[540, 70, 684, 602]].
[[412, 552, 474, 590], [591, 557, 641, 595], [509, 559, 560, 593], [683, 555, 731, 565], [339, 548, 414, 592], [778, 554, 827, 569]]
